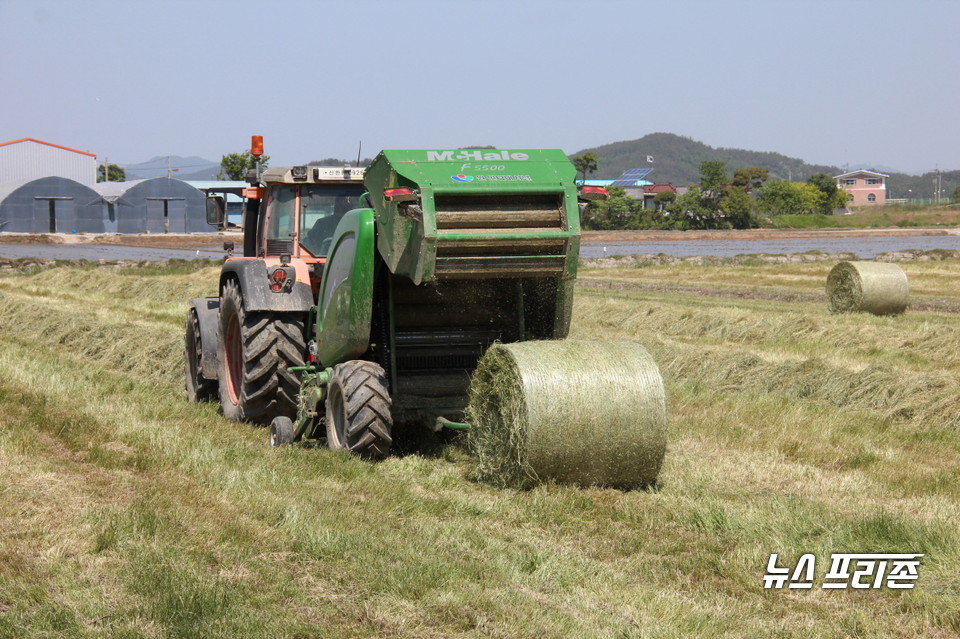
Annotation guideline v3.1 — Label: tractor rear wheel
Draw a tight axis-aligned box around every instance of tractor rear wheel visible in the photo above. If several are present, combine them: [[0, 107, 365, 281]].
[[185, 308, 217, 402], [218, 278, 306, 424], [325, 360, 392, 458]]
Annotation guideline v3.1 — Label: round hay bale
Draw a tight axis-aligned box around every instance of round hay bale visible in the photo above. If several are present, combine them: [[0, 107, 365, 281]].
[[466, 340, 667, 489], [826, 261, 909, 315]]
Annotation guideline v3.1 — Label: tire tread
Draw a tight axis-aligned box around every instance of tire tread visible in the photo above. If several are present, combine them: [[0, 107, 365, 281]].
[[327, 361, 392, 458], [218, 279, 306, 424]]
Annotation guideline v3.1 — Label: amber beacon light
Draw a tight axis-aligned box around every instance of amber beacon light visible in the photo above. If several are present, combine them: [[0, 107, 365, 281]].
[[251, 135, 264, 158]]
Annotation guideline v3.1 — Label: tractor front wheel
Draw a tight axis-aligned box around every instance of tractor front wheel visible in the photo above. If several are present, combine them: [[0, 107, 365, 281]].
[[269, 416, 295, 447], [217, 278, 306, 424], [325, 360, 392, 458]]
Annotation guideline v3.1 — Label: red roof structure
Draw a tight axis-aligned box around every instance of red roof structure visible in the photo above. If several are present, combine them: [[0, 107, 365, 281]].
[[643, 183, 680, 195], [0, 138, 96, 158]]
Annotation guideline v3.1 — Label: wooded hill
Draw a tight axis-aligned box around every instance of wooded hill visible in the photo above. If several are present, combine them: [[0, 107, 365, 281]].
[[572, 133, 842, 184], [572, 133, 958, 200]]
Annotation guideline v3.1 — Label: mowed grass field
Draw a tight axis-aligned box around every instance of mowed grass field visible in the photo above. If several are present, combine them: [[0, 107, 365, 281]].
[[1, 255, 959, 638]]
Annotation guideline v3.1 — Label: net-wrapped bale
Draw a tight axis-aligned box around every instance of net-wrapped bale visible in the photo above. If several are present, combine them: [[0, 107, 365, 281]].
[[466, 340, 667, 489], [826, 261, 909, 315]]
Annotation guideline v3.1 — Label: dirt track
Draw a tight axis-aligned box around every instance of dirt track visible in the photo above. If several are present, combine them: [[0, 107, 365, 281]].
[[0, 232, 240, 249]]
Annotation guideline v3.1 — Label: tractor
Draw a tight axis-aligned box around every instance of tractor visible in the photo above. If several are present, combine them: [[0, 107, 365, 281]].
[[185, 139, 616, 459]]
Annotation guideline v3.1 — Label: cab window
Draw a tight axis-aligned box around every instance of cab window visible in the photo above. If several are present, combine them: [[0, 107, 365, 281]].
[[300, 185, 363, 257], [265, 186, 296, 252]]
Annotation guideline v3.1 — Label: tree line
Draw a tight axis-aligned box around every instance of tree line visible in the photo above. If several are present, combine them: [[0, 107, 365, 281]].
[[577, 157, 850, 231]]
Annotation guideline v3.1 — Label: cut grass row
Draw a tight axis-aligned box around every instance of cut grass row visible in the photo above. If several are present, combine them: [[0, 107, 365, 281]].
[[584, 255, 960, 298], [0, 260, 958, 637]]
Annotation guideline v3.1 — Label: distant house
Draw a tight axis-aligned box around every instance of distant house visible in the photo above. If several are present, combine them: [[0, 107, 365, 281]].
[[642, 184, 687, 210], [582, 179, 688, 210], [834, 170, 888, 206], [0, 138, 98, 186]]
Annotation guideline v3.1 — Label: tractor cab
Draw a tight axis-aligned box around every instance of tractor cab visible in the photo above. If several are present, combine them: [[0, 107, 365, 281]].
[[239, 165, 366, 293], [257, 178, 366, 259]]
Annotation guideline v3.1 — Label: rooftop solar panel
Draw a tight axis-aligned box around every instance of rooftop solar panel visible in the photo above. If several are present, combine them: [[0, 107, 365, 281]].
[[609, 168, 653, 187]]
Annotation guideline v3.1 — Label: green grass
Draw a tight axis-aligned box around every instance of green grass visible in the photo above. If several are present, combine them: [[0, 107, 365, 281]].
[[768, 204, 960, 229], [0, 260, 959, 637], [770, 213, 847, 229]]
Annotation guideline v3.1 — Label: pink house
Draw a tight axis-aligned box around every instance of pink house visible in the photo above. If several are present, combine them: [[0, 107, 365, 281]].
[[834, 170, 888, 206]]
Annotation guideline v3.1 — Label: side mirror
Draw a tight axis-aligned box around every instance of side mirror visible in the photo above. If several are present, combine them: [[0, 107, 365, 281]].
[[206, 196, 225, 226]]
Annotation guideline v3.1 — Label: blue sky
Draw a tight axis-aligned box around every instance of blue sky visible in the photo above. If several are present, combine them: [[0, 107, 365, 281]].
[[1, 0, 957, 175]]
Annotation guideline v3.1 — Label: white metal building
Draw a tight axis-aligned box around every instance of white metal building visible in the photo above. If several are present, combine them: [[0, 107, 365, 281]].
[[0, 138, 98, 186]]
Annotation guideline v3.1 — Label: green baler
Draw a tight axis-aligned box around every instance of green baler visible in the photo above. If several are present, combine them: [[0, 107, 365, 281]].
[[280, 149, 589, 456]]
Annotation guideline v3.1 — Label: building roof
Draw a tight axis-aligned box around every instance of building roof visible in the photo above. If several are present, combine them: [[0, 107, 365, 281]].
[[186, 181, 247, 203], [580, 179, 654, 188], [185, 180, 248, 190], [643, 183, 680, 194], [834, 169, 889, 179], [581, 179, 613, 187], [0, 176, 99, 204], [94, 179, 150, 200], [0, 137, 97, 158], [93, 177, 205, 203]]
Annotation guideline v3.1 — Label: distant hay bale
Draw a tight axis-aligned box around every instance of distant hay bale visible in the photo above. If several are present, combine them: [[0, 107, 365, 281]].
[[466, 340, 667, 489], [826, 261, 909, 315]]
